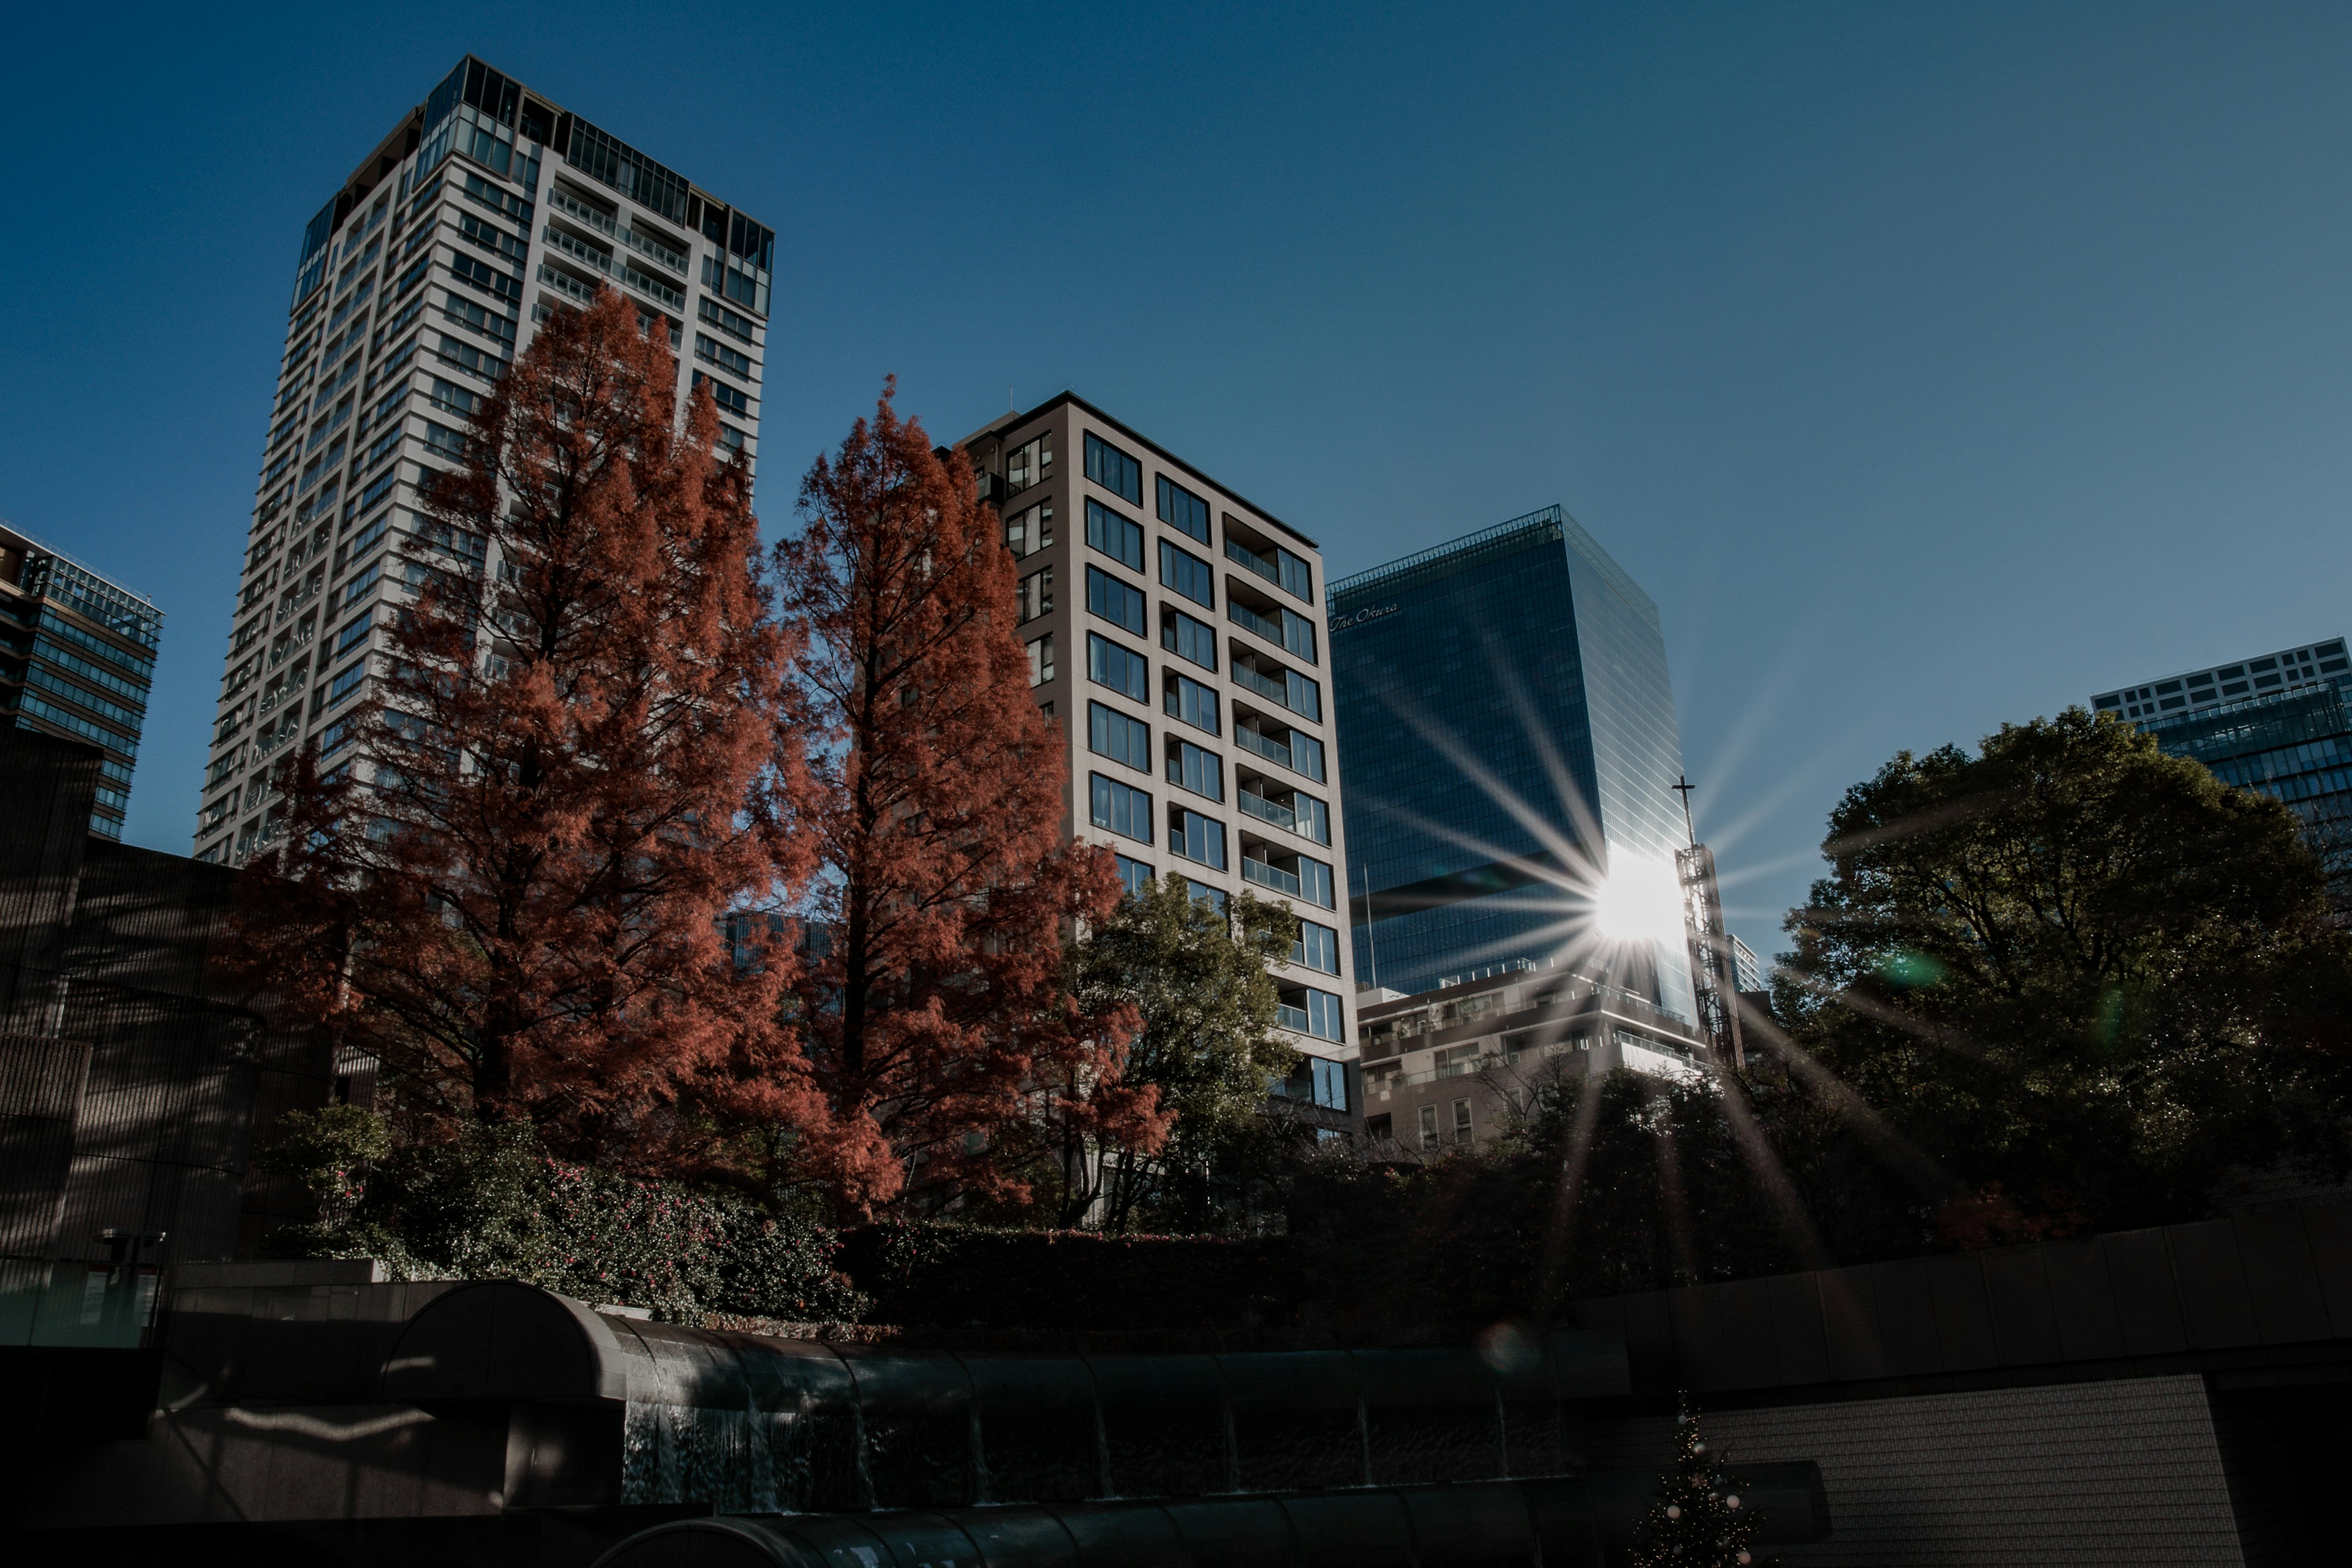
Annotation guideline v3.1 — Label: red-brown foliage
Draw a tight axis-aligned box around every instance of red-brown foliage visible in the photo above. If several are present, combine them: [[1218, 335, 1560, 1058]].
[[774, 383, 1164, 1214], [227, 287, 810, 1165]]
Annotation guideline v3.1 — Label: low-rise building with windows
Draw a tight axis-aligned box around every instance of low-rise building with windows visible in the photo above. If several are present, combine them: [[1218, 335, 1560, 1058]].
[[1355, 963, 1710, 1153], [960, 394, 1359, 1117], [0, 524, 160, 839]]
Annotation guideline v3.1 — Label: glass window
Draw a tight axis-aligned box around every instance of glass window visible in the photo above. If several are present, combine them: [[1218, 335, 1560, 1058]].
[[1300, 989, 1344, 1043], [1017, 565, 1054, 624], [1169, 806, 1226, 870], [1114, 853, 1153, 897], [1090, 772, 1153, 843], [1027, 633, 1055, 687], [1159, 540, 1215, 608], [1294, 920, 1341, 975], [1165, 671, 1220, 734], [1157, 475, 1211, 544], [1006, 432, 1054, 494], [1086, 499, 1144, 571], [1161, 608, 1217, 672], [1453, 1098, 1473, 1143], [1186, 879, 1228, 913], [1167, 739, 1224, 801], [1293, 790, 1331, 845], [1088, 701, 1151, 771], [1085, 565, 1146, 635], [333, 611, 373, 658], [1419, 1103, 1439, 1149], [1005, 502, 1054, 557], [1290, 729, 1326, 782], [1088, 633, 1148, 701], [1084, 432, 1142, 503], [1297, 854, 1336, 910]]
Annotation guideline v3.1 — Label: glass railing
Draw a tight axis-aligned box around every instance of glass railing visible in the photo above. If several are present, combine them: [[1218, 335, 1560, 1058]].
[[1241, 858, 1302, 897], [624, 228, 688, 275], [1275, 1002, 1311, 1034], [544, 225, 614, 271], [1235, 727, 1292, 771], [546, 187, 616, 236], [539, 265, 595, 304], [1229, 599, 1285, 645], [621, 264, 685, 311], [1230, 662, 1286, 704], [1226, 538, 1281, 587], [1238, 790, 1295, 831]]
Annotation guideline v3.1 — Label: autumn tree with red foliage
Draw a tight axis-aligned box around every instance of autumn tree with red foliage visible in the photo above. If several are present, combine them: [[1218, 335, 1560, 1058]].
[[228, 287, 808, 1166], [773, 385, 1165, 1213]]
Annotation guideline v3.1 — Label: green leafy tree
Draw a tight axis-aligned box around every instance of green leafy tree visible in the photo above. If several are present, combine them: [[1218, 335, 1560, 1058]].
[[263, 1111, 864, 1322], [1061, 875, 1301, 1231], [1779, 707, 2352, 1239], [1629, 1395, 1771, 1568]]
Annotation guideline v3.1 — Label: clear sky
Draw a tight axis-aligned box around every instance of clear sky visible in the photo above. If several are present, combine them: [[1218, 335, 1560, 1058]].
[[4, 2, 2348, 963]]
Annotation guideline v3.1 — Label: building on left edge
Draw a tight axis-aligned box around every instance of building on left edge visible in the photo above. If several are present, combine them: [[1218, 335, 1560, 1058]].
[[0, 524, 160, 840], [198, 55, 773, 865]]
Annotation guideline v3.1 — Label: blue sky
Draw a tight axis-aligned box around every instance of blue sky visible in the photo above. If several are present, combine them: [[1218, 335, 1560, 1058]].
[[4, 2, 2349, 960]]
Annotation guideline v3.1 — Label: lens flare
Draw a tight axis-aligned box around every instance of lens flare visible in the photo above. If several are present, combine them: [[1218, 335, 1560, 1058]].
[[1593, 854, 1685, 948]]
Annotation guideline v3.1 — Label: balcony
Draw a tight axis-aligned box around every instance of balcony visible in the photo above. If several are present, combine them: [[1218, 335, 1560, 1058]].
[[539, 264, 596, 306], [1225, 537, 1283, 590], [543, 224, 614, 272], [547, 187, 617, 237], [1238, 788, 1295, 832], [622, 226, 688, 277], [1242, 856, 1302, 898], [1235, 725, 1295, 773], [1275, 1002, 1312, 1034], [1229, 598, 1285, 647], [1231, 656, 1321, 723]]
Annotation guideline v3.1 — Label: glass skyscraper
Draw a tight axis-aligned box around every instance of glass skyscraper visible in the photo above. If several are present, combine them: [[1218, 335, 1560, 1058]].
[[0, 523, 160, 839], [1329, 505, 1694, 1016], [2094, 638, 2352, 902]]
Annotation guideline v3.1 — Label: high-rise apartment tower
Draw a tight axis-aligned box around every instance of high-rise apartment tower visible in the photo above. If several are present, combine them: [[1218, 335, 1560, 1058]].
[[959, 395, 1359, 1114], [198, 56, 772, 864], [1330, 507, 1696, 1017], [0, 524, 160, 840]]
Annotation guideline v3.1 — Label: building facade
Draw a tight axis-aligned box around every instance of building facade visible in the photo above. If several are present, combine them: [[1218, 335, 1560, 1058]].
[[2094, 636, 2352, 897], [1329, 506, 1696, 1018], [959, 395, 1357, 1111], [0, 526, 160, 840], [1356, 963, 1709, 1153], [198, 56, 772, 864]]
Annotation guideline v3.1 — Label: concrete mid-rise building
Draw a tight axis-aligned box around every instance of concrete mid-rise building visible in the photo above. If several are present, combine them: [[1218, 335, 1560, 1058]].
[[1356, 963, 1709, 1152], [198, 55, 772, 865], [959, 394, 1358, 1113], [0, 524, 160, 840]]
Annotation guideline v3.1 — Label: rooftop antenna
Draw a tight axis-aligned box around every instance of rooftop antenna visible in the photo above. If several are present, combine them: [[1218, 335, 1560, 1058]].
[[1672, 775, 1697, 846], [1009, 386, 1015, 413]]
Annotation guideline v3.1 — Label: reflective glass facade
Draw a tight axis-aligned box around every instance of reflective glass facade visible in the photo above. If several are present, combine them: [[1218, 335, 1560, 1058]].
[[1330, 507, 1694, 1016], [2132, 670, 2352, 905], [0, 526, 160, 839]]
